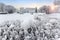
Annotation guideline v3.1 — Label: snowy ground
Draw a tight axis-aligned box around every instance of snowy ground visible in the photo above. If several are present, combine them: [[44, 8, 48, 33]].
[[0, 13, 33, 26], [0, 13, 60, 28], [0, 13, 33, 23], [0, 13, 60, 23], [48, 13, 60, 19], [0, 13, 60, 40]]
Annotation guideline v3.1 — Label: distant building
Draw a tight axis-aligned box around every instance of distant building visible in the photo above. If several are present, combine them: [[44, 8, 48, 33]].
[[20, 7, 37, 13], [20, 7, 26, 13]]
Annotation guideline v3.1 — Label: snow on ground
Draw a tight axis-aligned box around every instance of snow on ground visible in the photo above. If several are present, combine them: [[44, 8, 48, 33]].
[[0, 13, 34, 29], [1, 13, 60, 23], [0, 13, 60, 22], [0, 13, 60, 28], [0, 13, 34, 22], [0, 13, 60, 40], [47, 13, 60, 19], [56, 38, 60, 40]]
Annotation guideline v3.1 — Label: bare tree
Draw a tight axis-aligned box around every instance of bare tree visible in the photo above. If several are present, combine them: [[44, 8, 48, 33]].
[[35, 7, 37, 13], [39, 5, 51, 14]]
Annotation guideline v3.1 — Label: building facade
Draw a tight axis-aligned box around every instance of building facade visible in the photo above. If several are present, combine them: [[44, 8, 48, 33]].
[[20, 7, 37, 13]]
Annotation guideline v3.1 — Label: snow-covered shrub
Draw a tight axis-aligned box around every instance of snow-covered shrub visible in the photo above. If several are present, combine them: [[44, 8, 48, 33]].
[[0, 20, 22, 40], [0, 13, 60, 40], [33, 14, 60, 40]]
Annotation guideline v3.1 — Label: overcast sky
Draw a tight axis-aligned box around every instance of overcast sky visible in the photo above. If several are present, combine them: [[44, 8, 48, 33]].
[[0, 0, 54, 9]]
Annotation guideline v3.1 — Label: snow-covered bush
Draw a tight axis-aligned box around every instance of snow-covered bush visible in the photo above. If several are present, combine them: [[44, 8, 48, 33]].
[[33, 14, 60, 40], [0, 13, 60, 40]]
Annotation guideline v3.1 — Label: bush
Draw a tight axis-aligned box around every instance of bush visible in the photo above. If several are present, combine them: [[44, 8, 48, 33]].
[[0, 14, 60, 40]]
